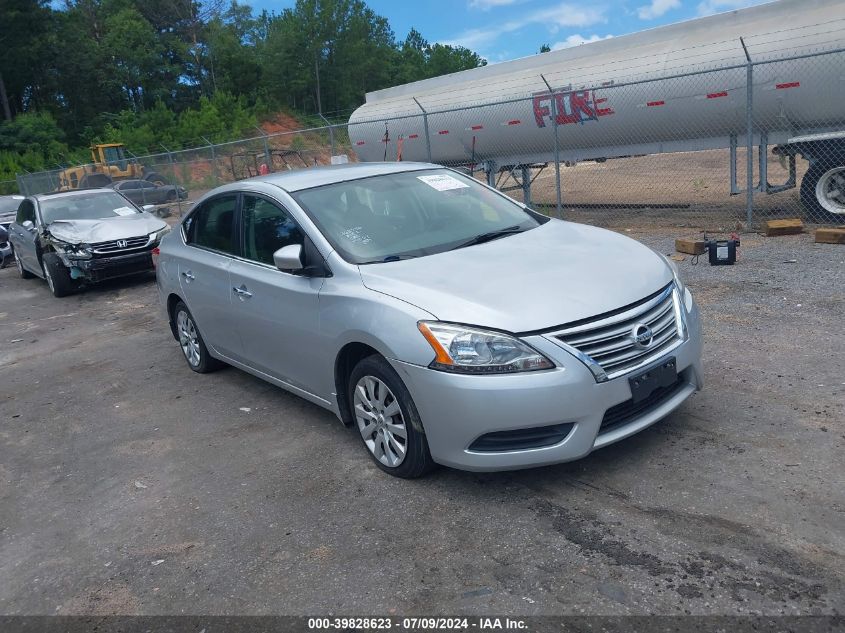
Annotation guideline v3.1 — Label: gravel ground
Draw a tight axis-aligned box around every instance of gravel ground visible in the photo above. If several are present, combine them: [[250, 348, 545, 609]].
[[0, 228, 843, 616]]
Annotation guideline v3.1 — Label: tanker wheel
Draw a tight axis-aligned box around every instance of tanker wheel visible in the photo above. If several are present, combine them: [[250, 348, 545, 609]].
[[800, 158, 845, 225], [144, 171, 168, 186]]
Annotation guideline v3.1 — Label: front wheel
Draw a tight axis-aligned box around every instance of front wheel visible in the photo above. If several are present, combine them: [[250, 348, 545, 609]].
[[42, 253, 77, 297], [801, 160, 845, 224], [173, 301, 222, 373], [349, 355, 436, 478]]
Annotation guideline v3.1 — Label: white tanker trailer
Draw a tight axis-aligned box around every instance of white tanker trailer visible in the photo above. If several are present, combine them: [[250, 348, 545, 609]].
[[348, 0, 845, 220]]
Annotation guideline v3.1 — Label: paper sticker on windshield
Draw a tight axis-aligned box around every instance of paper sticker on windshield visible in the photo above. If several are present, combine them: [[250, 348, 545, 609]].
[[417, 174, 470, 192], [114, 206, 135, 216]]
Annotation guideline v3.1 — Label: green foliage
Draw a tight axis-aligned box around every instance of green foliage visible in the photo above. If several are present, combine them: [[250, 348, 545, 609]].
[[0, 0, 486, 182]]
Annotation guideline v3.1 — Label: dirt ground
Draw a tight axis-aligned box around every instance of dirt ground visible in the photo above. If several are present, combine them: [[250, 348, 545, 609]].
[[0, 228, 843, 616]]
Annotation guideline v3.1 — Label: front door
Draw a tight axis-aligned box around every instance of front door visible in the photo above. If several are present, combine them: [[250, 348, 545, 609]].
[[227, 194, 326, 395], [9, 200, 41, 275]]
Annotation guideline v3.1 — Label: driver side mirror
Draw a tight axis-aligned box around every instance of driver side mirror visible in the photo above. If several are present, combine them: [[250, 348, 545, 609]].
[[273, 244, 303, 273], [22, 220, 35, 232], [142, 204, 155, 213]]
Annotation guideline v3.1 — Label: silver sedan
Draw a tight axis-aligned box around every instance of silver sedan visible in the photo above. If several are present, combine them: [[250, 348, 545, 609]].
[[156, 163, 703, 478]]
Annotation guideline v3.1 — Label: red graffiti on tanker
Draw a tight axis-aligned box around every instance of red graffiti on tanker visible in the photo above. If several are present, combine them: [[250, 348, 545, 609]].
[[533, 90, 614, 127]]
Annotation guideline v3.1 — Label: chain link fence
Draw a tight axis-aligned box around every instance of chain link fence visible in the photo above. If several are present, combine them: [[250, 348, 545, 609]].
[[14, 46, 845, 230]]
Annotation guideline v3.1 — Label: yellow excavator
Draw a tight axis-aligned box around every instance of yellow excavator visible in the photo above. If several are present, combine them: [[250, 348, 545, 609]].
[[57, 143, 167, 191]]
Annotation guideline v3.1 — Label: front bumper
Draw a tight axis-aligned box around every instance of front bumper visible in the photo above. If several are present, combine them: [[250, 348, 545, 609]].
[[66, 250, 154, 282], [390, 295, 703, 472]]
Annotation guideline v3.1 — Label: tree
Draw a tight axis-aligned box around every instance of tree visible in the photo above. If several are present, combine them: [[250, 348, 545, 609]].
[[0, 0, 53, 120], [539, 43, 551, 53]]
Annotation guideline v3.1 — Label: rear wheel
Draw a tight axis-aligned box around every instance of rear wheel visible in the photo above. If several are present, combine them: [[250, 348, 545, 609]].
[[42, 253, 77, 298], [15, 251, 34, 279], [801, 159, 845, 224], [173, 301, 222, 373], [348, 355, 436, 478]]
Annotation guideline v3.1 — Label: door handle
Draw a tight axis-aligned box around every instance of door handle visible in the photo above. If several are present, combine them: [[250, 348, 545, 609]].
[[181, 270, 195, 281], [233, 285, 252, 299]]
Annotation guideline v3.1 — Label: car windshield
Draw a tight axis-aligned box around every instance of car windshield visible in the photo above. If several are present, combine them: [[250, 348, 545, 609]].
[[292, 169, 542, 264], [40, 191, 140, 225]]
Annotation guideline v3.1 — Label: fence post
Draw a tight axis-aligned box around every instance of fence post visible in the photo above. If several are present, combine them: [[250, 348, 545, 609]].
[[161, 144, 182, 216], [317, 113, 335, 158], [254, 126, 272, 171], [541, 74, 563, 219], [202, 136, 219, 184], [413, 97, 433, 163], [741, 38, 754, 228]]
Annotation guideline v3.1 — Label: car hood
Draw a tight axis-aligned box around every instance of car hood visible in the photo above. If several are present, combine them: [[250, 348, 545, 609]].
[[46, 214, 167, 244], [358, 220, 673, 333]]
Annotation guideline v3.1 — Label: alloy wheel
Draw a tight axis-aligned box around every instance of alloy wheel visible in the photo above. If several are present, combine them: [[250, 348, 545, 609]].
[[353, 375, 407, 468], [43, 262, 55, 294], [176, 310, 201, 367]]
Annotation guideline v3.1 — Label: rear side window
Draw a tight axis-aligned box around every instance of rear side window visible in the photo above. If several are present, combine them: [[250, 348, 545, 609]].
[[185, 195, 237, 255], [241, 195, 303, 265]]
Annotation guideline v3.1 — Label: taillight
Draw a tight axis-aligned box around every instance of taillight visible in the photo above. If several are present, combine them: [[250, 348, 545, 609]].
[[151, 247, 160, 268]]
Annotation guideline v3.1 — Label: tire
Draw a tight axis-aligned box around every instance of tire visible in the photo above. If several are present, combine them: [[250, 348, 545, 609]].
[[79, 173, 113, 188], [166, 189, 177, 202], [41, 253, 76, 298], [15, 250, 34, 279], [800, 159, 845, 225], [173, 301, 222, 373], [348, 355, 436, 478], [144, 172, 168, 186]]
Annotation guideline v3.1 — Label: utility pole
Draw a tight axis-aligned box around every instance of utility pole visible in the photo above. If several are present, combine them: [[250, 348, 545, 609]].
[[315, 52, 322, 114]]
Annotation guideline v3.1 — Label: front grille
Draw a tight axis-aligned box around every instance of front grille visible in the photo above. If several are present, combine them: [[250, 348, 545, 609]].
[[599, 376, 686, 434], [553, 284, 681, 379], [468, 423, 574, 453], [90, 235, 150, 255]]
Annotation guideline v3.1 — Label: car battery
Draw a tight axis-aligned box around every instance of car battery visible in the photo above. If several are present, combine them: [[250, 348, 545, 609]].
[[705, 239, 739, 265]]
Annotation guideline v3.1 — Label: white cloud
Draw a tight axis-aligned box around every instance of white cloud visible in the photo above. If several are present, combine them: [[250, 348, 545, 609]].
[[551, 33, 613, 49], [696, 0, 765, 17], [468, 0, 521, 9], [442, 4, 607, 50], [636, 0, 680, 20]]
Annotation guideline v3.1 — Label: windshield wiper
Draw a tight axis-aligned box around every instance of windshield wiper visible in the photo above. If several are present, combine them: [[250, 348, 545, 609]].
[[359, 254, 415, 264], [455, 225, 525, 250]]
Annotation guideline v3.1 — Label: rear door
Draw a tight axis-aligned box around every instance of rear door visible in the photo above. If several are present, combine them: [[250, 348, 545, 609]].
[[177, 194, 239, 358], [227, 194, 326, 394]]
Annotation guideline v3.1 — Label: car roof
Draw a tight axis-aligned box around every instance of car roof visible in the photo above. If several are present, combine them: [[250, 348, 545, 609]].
[[238, 162, 436, 193], [34, 188, 117, 201]]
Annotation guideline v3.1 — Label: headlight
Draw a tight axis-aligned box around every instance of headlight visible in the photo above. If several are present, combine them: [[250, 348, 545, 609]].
[[53, 240, 92, 259], [660, 254, 685, 294], [149, 226, 171, 243], [418, 321, 554, 374]]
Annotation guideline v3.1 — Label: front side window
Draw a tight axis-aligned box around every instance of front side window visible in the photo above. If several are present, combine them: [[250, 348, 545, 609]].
[[16, 200, 36, 224], [241, 195, 303, 265], [292, 168, 541, 264], [39, 191, 139, 225], [184, 195, 237, 255]]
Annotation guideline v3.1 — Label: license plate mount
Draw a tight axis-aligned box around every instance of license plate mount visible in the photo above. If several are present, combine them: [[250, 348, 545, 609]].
[[628, 358, 677, 404]]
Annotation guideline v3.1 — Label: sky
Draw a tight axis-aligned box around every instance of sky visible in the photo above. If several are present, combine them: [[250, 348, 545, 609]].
[[244, 0, 770, 62]]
